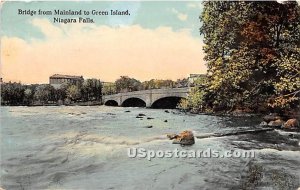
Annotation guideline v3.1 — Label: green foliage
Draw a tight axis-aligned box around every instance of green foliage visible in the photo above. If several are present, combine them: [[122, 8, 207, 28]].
[[142, 79, 175, 90], [178, 99, 189, 110], [81, 79, 102, 101], [115, 76, 142, 92], [33, 84, 56, 103], [102, 83, 116, 95], [24, 88, 34, 104], [192, 76, 207, 87], [1, 82, 25, 105], [66, 85, 81, 101], [178, 87, 205, 112], [113, 77, 185, 93], [200, 1, 300, 112], [1, 78, 102, 105]]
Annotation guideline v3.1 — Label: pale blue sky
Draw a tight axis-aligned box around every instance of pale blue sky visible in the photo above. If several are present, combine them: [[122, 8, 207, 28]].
[[1, 1, 204, 41], [1, 1, 206, 83]]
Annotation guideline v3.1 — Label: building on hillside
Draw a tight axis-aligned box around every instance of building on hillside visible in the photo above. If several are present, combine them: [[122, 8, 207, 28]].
[[49, 74, 84, 88]]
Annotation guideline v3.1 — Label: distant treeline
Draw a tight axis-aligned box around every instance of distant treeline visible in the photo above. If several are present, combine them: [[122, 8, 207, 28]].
[[1, 79, 102, 106], [102, 76, 193, 95], [1, 76, 197, 106]]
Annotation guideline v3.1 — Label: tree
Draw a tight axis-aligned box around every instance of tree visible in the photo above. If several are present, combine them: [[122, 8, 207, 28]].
[[81, 79, 102, 101], [178, 87, 205, 112], [200, 1, 300, 112], [1, 82, 25, 105], [142, 79, 176, 90], [115, 76, 142, 92], [102, 82, 116, 95], [34, 84, 56, 104], [24, 88, 33, 105], [66, 85, 81, 101]]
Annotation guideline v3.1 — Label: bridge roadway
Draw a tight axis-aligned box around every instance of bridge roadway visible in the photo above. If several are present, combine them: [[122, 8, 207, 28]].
[[102, 87, 190, 108]]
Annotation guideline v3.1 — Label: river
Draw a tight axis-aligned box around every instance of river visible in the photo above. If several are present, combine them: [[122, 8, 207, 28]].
[[0, 106, 299, 189]]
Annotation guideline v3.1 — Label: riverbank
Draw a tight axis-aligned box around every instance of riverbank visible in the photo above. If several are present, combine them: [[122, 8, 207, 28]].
[[184, 106, 300, 120]]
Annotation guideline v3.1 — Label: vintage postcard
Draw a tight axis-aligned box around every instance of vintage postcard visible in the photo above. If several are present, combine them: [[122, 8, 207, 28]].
[[1, 0, 300, 189]]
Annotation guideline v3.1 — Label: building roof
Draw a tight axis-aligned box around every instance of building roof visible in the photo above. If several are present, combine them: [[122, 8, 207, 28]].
[[50, 74, 83, 79]]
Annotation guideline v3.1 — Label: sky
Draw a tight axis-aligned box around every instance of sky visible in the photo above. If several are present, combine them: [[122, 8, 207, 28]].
[[1, 1, 206, 84]]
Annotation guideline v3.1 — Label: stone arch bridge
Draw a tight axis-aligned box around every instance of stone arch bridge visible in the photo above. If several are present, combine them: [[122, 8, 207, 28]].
[[102, 87, 190, 108]]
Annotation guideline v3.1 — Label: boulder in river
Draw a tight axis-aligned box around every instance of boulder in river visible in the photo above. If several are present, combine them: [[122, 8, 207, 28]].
[[164, 110, 170, 113], [170, 130, 195, 146], [164, 120, 168, 122], [267, 119, 285, 127], [125, 110, 131, 113], [282, 119, 299, 129], [138, 113, 146, 116], [263, 113, 282, 123], [147, 117, 154, 120], [259, 121, 268, 127], [167, 134, 178, 140], [144, 125, 153, 128]]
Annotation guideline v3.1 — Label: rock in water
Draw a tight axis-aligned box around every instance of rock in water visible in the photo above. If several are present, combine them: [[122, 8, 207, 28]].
[[263, 113, 282, 122], [164, 120, 168, 122], [283, 119, 299, 129], [107, 113, 116, 115], [138, 113, 146, 116], [172, 130, 195, 146], [268, 119, 285, 127], [167, 134, 178, 140], [259, 121, 268, 127]]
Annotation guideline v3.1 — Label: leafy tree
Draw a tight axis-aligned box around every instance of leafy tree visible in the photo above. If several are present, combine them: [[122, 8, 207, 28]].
[[178, 87, 205, 112], [142, 79, 156, 90], [55, 87, 67, 102], [115, 76, 142, 92], [102, 83, 116, 95], [34, 84, 56, 103], [24, 88, 33, 104], [81, 79, 102, 101], [1, 82, 25, 105], [142, 79, 175, 90], [66, 85, 81, 101], [200, 1, 300, 112]]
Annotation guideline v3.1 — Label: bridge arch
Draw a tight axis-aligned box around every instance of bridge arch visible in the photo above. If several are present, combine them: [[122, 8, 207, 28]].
[[102, 87, 190, 108], [121, 97, 146, 107], [151, 96, 185, 109], [104, 100, 119, 106]]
